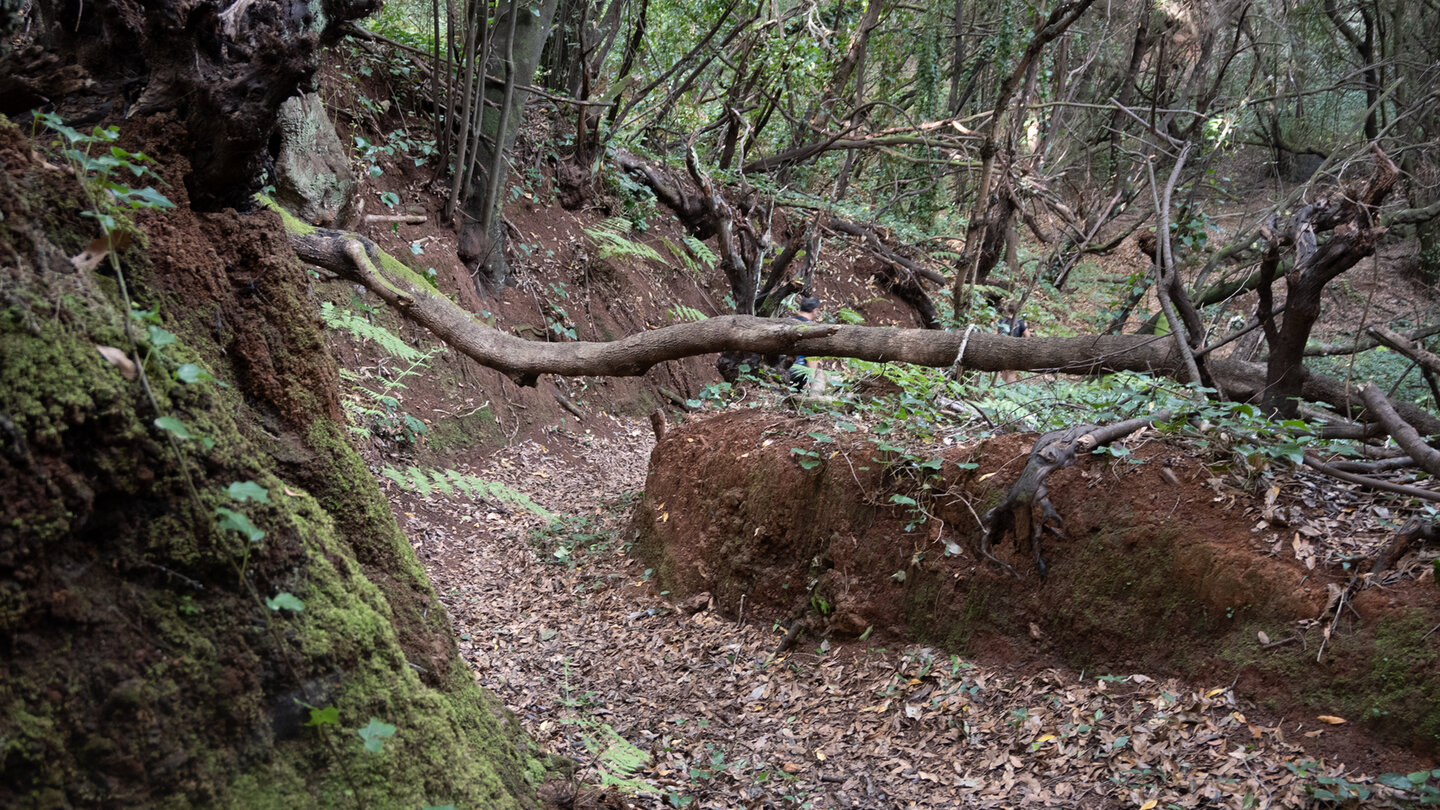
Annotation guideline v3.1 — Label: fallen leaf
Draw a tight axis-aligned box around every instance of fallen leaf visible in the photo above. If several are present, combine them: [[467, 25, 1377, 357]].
[[96, 345, 136, 379], [70, 233, 129, 272], [1140, 800, 1158, 810], [1317, 715, 1346, 725]]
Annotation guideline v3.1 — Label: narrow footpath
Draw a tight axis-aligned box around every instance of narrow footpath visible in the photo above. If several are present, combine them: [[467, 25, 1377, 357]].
[[382, 415, 1405, 809]]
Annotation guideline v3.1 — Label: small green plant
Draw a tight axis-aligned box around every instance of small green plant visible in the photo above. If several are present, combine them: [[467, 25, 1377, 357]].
[[528, 514, 612, 566], [321, 302, 438, 443], [379, 465, 549, 516], [320, 301, 426, 361], [584, 217, 663, 262], [34, 111, 175, 236], [1375, 768, 1440, 802], [355, 130, 440, 178], [667, 304, 708, 323], [357, 717, 397, 753], [663, 235, 719, 276], [789, 446, 822, 470]]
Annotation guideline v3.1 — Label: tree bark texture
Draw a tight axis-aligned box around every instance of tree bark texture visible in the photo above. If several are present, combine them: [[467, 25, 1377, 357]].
[[13, 0, 380, 209], [458, 0, 562, 287]]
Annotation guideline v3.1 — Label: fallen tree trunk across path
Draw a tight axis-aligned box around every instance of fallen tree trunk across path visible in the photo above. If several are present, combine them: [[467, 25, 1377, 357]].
[[279, 210, 1440, 436]]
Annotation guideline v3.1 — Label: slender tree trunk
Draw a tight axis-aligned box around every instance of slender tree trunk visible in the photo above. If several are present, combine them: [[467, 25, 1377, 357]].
[[458, 0, 562, 289]]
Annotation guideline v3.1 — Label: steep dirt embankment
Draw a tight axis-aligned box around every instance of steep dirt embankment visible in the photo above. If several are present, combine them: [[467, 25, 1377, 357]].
[[632, 410, 1440, 757]]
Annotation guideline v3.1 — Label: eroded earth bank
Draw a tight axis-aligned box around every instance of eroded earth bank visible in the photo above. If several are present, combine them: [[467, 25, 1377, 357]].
[[619, 409, 1440, 804]]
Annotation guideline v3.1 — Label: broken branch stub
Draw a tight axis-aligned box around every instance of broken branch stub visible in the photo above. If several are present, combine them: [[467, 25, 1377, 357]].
[[981, 411, 1171, 580]]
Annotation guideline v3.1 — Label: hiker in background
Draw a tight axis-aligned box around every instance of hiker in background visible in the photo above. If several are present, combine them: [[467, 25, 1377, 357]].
[[788, 296, 822, 391], [997, 302, 1030, 384]]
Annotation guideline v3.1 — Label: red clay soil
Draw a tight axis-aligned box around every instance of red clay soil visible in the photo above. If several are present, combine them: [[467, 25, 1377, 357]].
[[632, 410, 1440, 771]]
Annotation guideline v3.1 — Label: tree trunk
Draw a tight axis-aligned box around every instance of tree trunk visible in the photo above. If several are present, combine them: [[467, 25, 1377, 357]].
[[0, 119, 543, 808], [18, 0, 380, 210], [1259, 148, 1398, 417], [458, 0, 562, 289], [283, 213, 1440, 437]]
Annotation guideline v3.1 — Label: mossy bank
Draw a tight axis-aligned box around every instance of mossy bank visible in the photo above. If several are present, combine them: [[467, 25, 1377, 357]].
[[0, 117, 548, 807]]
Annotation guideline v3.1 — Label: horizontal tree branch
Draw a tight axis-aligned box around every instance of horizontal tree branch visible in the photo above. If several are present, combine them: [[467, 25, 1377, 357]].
[[274, 209, 1440, 437], [1306, 323, 1440, 356], [1367, 324, 1440, 375]]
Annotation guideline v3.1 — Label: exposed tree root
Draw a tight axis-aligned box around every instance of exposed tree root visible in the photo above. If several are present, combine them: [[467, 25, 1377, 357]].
[[981, 411, 1171, 579], [1371, 517, 1440, 575]]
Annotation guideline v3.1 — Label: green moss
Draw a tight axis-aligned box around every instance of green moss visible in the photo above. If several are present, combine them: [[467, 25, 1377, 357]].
[[0, 120, 549, 808], [1353, 615, 1440, 741], [426, 404, 503, 455]]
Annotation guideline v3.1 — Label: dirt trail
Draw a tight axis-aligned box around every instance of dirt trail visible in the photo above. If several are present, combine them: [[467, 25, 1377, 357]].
[[381, 414, 1431, 809]]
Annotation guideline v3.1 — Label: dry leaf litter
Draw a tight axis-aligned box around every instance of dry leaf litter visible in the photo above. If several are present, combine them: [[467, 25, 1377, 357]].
[[379, 415, 1420, 809]]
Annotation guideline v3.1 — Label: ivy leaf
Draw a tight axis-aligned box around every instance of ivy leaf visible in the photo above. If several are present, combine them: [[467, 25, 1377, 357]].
[[215, 507, 265, 542], [358, 718, 397, 753], [154, 416, 192, 439], [226, 481, 271, 504], [175, 363, 225, 386], [306, 706, 340, 726], [1379, 773, 1413, 789], [265, 592, 305, 612], [147, 325, 178, 348], [124, 186, 175, 210]]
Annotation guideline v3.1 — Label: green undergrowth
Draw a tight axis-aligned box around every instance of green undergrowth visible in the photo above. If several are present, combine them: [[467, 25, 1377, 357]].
[[381, 463, 549, 516]]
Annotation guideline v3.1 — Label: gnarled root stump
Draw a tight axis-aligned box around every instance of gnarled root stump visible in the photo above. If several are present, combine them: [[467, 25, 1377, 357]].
[[982, 410, 1171, 579]]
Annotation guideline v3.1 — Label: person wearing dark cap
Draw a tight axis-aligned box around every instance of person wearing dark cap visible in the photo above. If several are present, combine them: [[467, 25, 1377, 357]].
[[787, 296, 822, 391]]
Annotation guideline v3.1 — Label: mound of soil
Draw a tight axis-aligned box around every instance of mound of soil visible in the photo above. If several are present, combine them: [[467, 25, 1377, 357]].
[[632, 410, 1440, 762]]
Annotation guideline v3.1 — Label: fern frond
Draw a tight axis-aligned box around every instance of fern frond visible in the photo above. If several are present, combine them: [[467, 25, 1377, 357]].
[[407, 467, 432, 497], [319, 301, 426, 362], [378, 464, 551, 517], [579, 721, 655, 795], [668, 304, 707, 323], [682, 235, 718, 270], [584, 219, 664, 263], [428, 470, 455, 496], [661, 238, 698, 273]]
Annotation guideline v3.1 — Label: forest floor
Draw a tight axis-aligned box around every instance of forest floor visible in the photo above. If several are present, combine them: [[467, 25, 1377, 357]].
[[379, 413, 1434, 809], [322, 59, 1440, 806]]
